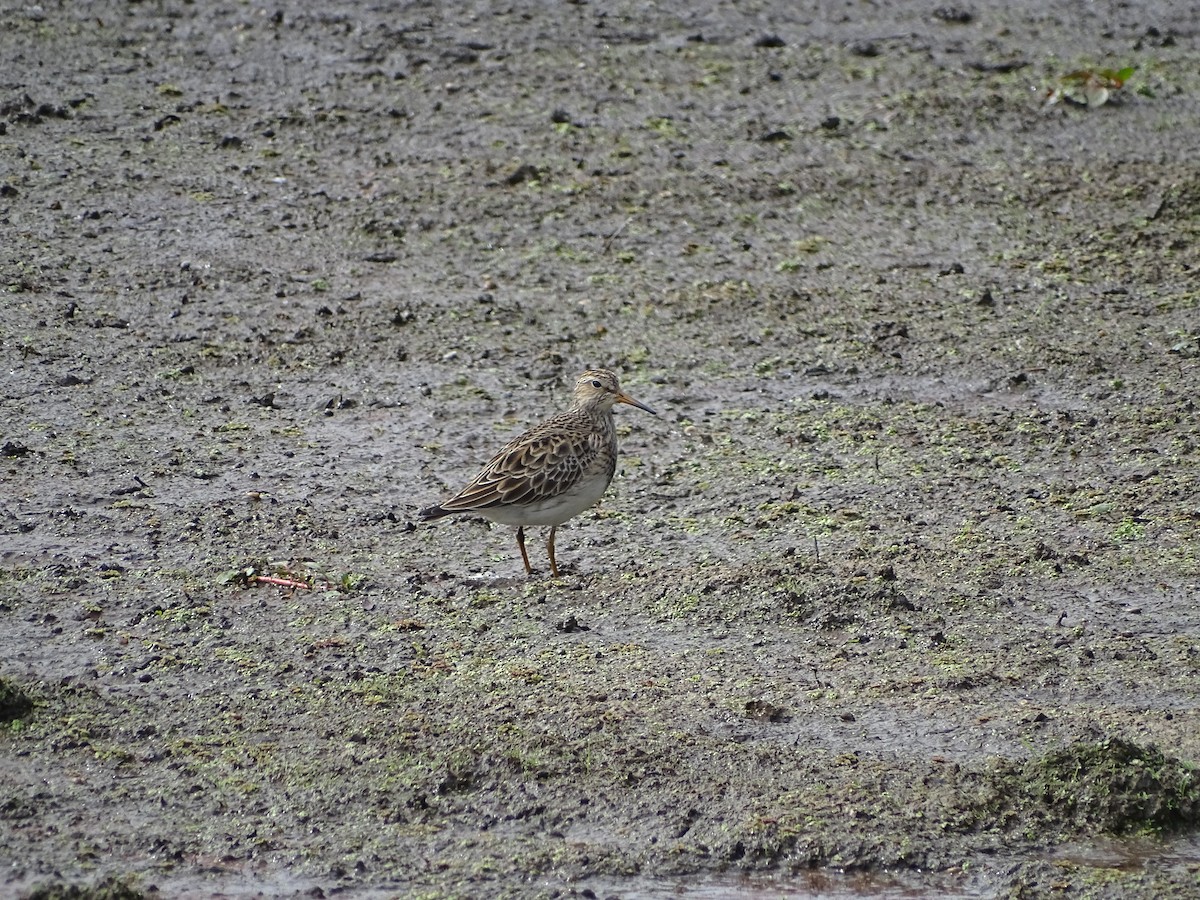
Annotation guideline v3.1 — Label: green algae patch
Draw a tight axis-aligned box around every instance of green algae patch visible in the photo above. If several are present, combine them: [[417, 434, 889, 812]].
[[0, 677, 34, 722], [21, 875, 145, 900], [980, 738, 1200, 838]]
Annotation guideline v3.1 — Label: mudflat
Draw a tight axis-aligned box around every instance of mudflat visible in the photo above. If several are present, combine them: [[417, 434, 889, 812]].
[[2, 1, 1198, 897]]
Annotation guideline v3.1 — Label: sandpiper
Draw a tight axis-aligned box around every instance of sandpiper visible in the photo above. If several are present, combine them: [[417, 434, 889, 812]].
[[419, 369, 656, 576]]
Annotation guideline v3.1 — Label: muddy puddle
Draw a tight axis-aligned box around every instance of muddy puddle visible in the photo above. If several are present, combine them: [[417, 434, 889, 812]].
[[586, 870, 986, 899]]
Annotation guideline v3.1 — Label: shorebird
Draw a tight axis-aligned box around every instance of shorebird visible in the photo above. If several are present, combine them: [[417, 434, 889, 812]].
[[419, 369, 656, 575]]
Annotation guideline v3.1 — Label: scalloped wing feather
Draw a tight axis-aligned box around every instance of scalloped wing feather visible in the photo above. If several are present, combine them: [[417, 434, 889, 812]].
[[437, 413, 607, 513]]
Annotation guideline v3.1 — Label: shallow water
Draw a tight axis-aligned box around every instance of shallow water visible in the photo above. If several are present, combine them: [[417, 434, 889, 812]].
[[584, 869, 989, 899]]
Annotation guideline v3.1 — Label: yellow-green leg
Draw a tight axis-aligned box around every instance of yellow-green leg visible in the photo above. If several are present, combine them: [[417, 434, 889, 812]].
[[547, 526, 560, 577], [516, 526, 534, 575]]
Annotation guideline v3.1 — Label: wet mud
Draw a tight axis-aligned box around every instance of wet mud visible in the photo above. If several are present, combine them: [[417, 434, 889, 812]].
[[3, 1, 1199, 898]]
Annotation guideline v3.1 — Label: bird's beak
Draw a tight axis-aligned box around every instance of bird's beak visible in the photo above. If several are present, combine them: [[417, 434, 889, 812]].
[[617, 391, 657, 415]]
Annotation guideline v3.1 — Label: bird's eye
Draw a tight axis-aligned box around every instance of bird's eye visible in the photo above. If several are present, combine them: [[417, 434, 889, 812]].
[[591, 380, 602, 388]]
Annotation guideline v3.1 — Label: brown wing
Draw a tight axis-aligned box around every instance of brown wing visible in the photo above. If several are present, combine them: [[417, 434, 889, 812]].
[[434, 412, 605, 513]]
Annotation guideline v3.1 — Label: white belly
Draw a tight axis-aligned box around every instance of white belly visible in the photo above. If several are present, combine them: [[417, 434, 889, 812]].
[[477, 473, 612, 527]]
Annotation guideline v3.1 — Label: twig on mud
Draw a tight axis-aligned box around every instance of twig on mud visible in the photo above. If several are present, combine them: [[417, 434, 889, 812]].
[[602, 215, 634, 253], [248, 574, 311, 590]]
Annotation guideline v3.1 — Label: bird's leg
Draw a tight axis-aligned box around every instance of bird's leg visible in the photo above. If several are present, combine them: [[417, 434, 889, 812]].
[[516, 526, 534, 575], [547, 526, 560, 577]]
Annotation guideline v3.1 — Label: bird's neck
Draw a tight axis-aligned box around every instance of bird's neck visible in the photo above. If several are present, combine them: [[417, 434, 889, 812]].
[[570, 401, 606, 416]]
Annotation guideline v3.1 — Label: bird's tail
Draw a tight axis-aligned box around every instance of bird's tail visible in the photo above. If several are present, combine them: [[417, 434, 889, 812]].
[[418, 505, 451, 521]]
